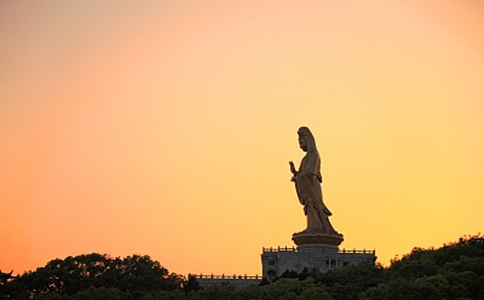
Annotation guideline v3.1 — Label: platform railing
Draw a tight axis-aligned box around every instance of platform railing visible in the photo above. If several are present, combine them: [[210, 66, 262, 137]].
[[262, 246, 375, 255], [193, 274, 261, 280], [262, 246, 297, 252], [339, 248, 375, 254]]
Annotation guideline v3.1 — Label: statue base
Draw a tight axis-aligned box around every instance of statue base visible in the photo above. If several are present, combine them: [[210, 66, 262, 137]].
[[292, 231, 344, 246]]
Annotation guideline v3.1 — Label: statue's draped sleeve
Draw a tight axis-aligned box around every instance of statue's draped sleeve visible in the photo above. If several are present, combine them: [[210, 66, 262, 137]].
[[304, 151, 320, 175]]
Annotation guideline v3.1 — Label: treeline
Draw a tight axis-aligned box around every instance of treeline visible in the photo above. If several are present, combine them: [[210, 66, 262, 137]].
[[0, 254, 187, 300], [1, 234, 483, 299], [275, 234, 484, 299]]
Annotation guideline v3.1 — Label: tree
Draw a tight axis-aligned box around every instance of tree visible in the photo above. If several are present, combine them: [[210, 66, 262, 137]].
[[184, 275, 201, 294], [4, 253, 184, 299]]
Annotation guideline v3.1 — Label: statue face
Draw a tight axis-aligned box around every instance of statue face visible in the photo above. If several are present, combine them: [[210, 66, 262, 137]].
[[298, 136, 308, 151]]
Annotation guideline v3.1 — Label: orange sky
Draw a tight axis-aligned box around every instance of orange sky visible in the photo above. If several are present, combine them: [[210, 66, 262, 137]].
[[1, 0, 483, 277]]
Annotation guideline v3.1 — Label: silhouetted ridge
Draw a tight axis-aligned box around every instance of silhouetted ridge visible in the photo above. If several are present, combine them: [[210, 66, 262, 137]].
[[1, 235, 483, 299]]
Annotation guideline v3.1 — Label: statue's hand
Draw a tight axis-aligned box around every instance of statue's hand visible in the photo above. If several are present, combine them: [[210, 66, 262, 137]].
[[289, 161, 297, 175]]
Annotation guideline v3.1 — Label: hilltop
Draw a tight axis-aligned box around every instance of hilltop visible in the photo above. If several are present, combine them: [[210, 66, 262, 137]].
[[1, 234, 482, 299]]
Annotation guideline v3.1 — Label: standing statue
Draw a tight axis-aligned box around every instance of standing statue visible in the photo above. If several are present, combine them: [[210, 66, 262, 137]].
[[290, 127, 343, 246]]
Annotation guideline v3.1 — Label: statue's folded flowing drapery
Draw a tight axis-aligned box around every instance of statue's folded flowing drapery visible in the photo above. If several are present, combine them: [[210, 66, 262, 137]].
[[290, 127, 338, 234]]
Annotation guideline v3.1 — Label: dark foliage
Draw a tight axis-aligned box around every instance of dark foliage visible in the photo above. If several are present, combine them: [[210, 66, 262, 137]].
[[364, 234, 484, 300], [3, 234, 483, 299], [184, 275, 201, 294], [317, 262, 386, 300], [2, 253, 184, 299]]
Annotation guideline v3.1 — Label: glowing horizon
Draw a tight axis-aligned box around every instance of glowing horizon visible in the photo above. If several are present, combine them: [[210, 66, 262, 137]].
[[1, 0, 483, 276]]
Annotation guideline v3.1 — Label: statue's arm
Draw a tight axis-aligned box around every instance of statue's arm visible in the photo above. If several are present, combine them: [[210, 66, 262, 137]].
[[289, 161, 297, 174], [289, 161, 298, 181]]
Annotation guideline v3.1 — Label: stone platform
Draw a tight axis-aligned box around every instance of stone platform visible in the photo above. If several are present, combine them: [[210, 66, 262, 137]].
[[292, 231, 344, 246]]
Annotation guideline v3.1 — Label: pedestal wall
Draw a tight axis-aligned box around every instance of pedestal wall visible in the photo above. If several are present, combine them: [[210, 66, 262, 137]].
[[261, 245, 376, 280]]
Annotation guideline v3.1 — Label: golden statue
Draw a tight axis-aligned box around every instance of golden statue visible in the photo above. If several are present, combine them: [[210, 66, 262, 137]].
[[290, 127, 343, 246]]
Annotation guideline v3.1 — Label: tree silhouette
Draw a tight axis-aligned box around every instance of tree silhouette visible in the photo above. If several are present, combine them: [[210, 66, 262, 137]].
[[2, 235, 483, 299], [4, 253, 183, 299]]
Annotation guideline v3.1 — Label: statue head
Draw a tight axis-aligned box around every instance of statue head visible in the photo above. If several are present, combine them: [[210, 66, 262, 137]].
[[297, 126, 317, 152]]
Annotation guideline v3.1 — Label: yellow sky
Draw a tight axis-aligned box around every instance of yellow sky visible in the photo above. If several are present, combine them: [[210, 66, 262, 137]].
[[1, 0, 483, 276]]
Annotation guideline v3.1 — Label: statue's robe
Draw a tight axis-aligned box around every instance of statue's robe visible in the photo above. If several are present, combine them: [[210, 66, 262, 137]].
[[294, 150, 337, 234]]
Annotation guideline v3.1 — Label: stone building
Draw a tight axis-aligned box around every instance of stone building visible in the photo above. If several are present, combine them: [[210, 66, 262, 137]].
[[261, 244, 376, 280]]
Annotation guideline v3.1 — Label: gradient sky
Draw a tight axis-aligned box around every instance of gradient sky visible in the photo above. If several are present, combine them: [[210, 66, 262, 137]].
[[1, 0, 483, 277]]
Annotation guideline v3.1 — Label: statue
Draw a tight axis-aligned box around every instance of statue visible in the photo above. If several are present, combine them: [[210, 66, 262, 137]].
[[290, 127, 343, 246]]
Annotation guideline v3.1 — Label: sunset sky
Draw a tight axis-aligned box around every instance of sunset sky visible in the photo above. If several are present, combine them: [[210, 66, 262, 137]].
[[1, 0, 483, 277]]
